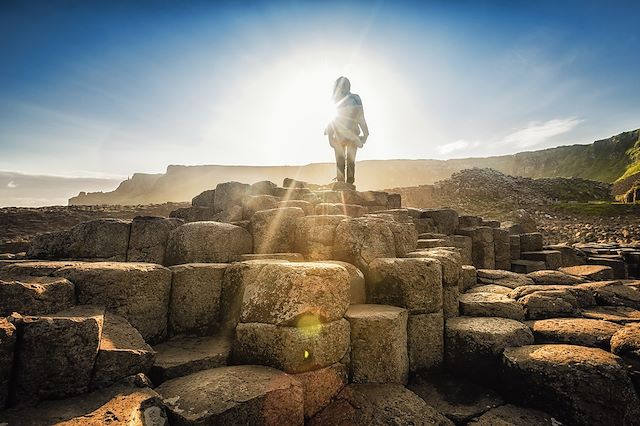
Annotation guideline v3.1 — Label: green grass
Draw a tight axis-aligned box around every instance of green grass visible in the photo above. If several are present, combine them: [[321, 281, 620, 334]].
[[553, 202, 640, 216], [616, 161, 640, 182]]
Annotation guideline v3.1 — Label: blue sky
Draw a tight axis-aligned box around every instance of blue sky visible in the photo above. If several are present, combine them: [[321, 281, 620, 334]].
[[1, 0, 639, 178]]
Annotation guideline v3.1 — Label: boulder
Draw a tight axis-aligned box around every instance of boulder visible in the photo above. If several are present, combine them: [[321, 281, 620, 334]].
[[519, 233, 543, 252], [149, 334, 232, 385], [126, 216, 183, 264], [308, 384, 453, 426], [168, 263, 226, 336], [407, 312, 444, 371], [421, 208, 459, 235], [502, 344, 640, 426], [558, 264, 614, 281], [467, 284, 513, 295], [459, 292, 525, 320], [249, 180, 278, 195], [317, 260, 366, 304], [334, 217, 398, 271], [477, 269, 534, 289], [11, 306, 104, 404], [191, 189, 215, 207], [345, 304, 409, 384], [366, 258, 442, 314], [251, 207, 305, 254], [233, 319, 350, 374], [165, 221, 252, 265], [214, 181, 250, 212], [278, 200, 315, 215], [0, 318, 16, 409], [91, 313, 155, 390], [242, 194, 279, 219], [0, 384, 167, 426], [526, 269, 585, 285], [294, 363, 348, 418], [611, 323, 640, 358], [460, 265, 477, 292], [240, 262, 350, 326], [294, 215, 346, 260], [445, 317, 533, 382], [54, 262, 172, 343], [467, 404, 556, 426], [408, 372, 504, 424], [528, 318, 622, 349], [0, 276, 74, 317], [157, 365, 304, 425]]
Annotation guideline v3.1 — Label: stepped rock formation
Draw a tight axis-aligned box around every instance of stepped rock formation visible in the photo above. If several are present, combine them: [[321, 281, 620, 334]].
[[0, 177, 639, 424]]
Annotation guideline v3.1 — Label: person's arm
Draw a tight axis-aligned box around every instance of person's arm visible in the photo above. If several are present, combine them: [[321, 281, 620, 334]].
[[358, 107, 369, 146]]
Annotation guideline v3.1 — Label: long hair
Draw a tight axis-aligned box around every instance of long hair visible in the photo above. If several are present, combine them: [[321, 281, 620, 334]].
[[333, 76, 351, 101]]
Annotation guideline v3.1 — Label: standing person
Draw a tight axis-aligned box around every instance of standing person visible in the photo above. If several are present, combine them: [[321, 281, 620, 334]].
[[325, 76, 369, 186]]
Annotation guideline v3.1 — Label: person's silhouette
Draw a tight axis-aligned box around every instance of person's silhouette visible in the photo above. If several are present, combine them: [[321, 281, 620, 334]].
[[325, 77, 369, 186]]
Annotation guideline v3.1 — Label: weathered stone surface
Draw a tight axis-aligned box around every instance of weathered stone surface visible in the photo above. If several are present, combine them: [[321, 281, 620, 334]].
[[279, 200, 315, 215], [0, 260, 86, 278], [509, 234, 521, 260], [502, 344, 640, 426], [214, 181, 250, 212], [240, 262, 350, 325], [467, 404, 556, 426], [467, 284, 513, 295], [447, 235, 473, 265], [408, 373, 504, 424], [546, 244, 585, 267], [611, 323, 640, 358], [316, 203, 366, 217], [493, 228, 511, 270], [149, 334, 232, 385], [126, 216, 183, 264], [421, 208, 459, 235], [526, 269, 585, 285], [443, 286, 459, 318], [239, 253, 304, 262], [588, 256, 628, 279], [458, 215, 482, 229], [510, 259, 546, 274], [242, 194, 279, 219], [294, 363, 347, 418], [445, 317, 533, 381], [294, 215, 346, 260], [578, 280, 640, 309], [0, 276, 74, 317], [54, 262, 172, 343], [417, 238, 447, 249], [0, 384, 168, 426], [92, 313, 155, 390], [366, 258, 442, 314], [168, 263, 226, 336], [309, 384, 453, 426], [521, 250, 562, 270], [477, 269, 534, 289], [169, 205, 216, 222], [407, 312, 443, 371], [386, 220, 419, 258], [251, 207, 305, 254], [460, 265, 477, 292], [509, 284, 595, 308], [249, 180, 277, 195], [519, 233, 543, 252], [157, 365, 304, 426], [528, 318, 622, 349], [582, 305, 640, 323], [165, 222, 252, 265], [459, 292, 525, 320], [233, 319, 350, 374], [346, 304, 408, 384], [407, 248, 461, 288], [318, 260, 366, 304], [412, 217, 437, 234], [457, 227, 495, 269], [192, 189, 215, 207], [517, 290, 580, 319], [334, 216, 398, 271], [11, 306, 104, 404], [559, 264, 614, 281], [0, 318, 16, 409], [275, 186, 312, 200]]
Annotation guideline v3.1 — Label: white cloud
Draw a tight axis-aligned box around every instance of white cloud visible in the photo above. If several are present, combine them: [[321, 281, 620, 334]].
[[437, 140, 481, 155], [7, 181, 17, 188], [501, 117, 583, 148]]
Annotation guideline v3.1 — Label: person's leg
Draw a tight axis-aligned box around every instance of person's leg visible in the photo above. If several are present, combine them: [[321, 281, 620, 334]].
[[346, 142, 358, 184], [334, 142, 347, 182]]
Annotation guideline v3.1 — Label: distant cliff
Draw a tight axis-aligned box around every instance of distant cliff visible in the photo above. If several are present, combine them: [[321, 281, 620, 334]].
[[69, 129, 640, 205]]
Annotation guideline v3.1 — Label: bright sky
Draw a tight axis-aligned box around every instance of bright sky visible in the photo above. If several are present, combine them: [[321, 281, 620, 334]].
[[1, 0, 639, 178]]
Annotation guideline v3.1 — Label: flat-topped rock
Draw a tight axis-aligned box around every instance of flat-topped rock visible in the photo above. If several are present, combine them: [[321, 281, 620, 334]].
[[477, 269, 534, 289], [315, 203, 366, 217], [519, 233, 543, 252], [502, 344, 640, 426], [91, 313, 155, 390], [53, 262, 172, 343], [294, 215, 347, 261], [308, 384, 453, 426], [0, 260, 86, 278], [157, 365, 303, 425], [559, 264, 614, 281], [239, 253, 304, 262], [126, 216, 183, 264], [582, 305, 640, 323], [316, 260, 366, 304], [520, 250, 562, 270], [214, 181, 250, 212], [577, 280, 640, 309], [508, 284, 595, 307], [345, 304, 409, 384], [611, 323, 640, 358], [251, 207, 305, 254], [467, 284, 512, 295], [408, 372, 503, 424], [0, 384, 167, 426], [406, 248, 461, 288], [526, 269, 586, 285], [0, 276, 74, 317], [467, 404, 557, 426], [510, 259, 546, 274], [149, 334, 232, 385], [459, 292, 525, 320], [407, 312, 444, 371], [242, 194, 279, 218], [0, 318, 16, 409], [294, 363, 348, 419], [528, 318, 622, 349], [334, 216, 398, 271], [278, 200, 315, 215]]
